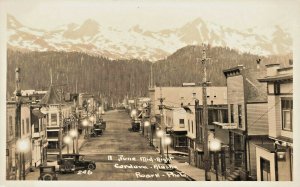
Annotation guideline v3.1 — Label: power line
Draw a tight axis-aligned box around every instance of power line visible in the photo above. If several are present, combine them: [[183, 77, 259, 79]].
[[248, 88, 293, 128]]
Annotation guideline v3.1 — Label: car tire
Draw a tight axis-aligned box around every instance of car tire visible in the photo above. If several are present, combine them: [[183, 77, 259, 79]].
[[87, 163, 95, 170], [42, 174, 53, 180]]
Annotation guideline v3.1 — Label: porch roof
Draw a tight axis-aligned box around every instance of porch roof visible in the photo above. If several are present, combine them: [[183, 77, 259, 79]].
[[255, 144, 286, 153]]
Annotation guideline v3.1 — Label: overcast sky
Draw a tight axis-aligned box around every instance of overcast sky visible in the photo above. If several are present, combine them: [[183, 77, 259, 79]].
[[2, 0, 300, 33]]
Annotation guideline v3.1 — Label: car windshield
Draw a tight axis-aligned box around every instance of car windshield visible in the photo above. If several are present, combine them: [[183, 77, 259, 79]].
[[79, 155, 85, 160], [42, 168, 54, 172]]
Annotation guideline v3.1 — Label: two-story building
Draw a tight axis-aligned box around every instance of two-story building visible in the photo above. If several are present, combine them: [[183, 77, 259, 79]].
[[148, 86, 227, 155], [30, 106, 48, 167], [194, 100, 228, 172], [164, 106, 190, 152], [255, 64, 293, 181], [39, 84, 72, 155], [212, 64, 272, 180], [6, 101, 32, 180]]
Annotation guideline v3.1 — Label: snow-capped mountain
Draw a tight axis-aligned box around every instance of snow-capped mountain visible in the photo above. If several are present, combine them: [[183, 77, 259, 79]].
[[7, 14, 292, 61]]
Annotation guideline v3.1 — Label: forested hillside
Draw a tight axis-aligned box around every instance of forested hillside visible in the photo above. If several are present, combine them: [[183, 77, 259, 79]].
[[7, 46, 292, 104]]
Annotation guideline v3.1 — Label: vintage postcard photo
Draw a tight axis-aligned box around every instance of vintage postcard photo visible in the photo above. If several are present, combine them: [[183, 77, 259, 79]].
[[0, 0, 299, 185]]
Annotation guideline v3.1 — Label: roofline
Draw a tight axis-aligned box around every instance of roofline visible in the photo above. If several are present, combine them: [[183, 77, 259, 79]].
[[278, 66, 293, 71], [258, 75, 293, 82], [265, 63, 280, 67]]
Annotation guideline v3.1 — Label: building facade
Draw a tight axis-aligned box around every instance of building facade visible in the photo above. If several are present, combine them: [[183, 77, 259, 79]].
[[255, 64, 293, 181]]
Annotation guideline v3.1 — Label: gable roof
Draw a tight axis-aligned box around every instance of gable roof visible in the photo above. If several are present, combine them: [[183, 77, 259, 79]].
[[39, 84, 66, 105]]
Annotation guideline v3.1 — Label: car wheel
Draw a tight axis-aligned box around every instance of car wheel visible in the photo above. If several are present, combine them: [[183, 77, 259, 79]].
[[42, 174, 53, 180], [87, 163, 95, 170]]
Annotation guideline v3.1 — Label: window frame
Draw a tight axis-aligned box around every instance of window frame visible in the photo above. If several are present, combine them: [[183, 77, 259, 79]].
[[238, 104, 242, 128], [230, 104, 234, 123], [281, 98, 293, 131]]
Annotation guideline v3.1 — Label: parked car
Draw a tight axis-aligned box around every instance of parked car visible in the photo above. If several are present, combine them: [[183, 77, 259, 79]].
[[58, 158, 76, 173], [92, 124, 103, 136], [58, 154, 96, 170], [131, 119, 141, 132], [97, 118, 106, 131], [38, 166, 58, 180]]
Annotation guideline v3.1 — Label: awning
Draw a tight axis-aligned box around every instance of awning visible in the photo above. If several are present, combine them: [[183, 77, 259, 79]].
[[47, 138, 58, 141], [32, 109, 46, 118], [213, 122, 237, 129]]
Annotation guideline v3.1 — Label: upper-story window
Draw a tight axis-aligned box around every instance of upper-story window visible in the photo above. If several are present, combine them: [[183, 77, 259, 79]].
[[179, 119, 185, 128], [51, 113, 57, 126], [274, 82, 281, 95], [282, 98, 293, 131], [9, 116, 13, 136], [188, 120, 190, 132], [22, 119, 25, 135], [192, 121, 194, 133], [238, 105, 242, 128], [230, 104, 234, 123], [26, 118, 30, 133]]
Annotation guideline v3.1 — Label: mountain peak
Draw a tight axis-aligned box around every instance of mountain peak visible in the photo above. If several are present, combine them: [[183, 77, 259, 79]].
[[7, 14, 23, 29]]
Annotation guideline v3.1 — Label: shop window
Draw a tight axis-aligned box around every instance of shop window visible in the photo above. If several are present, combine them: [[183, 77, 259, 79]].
[[260, 158, 271, 181]]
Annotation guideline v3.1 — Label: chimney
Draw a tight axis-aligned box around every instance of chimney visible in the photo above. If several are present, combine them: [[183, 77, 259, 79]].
[[266, 64, 280, 77]]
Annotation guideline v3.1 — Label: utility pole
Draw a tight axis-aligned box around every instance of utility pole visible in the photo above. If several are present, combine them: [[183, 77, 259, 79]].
[[158, 87, 165, 158], [15, 68, 22, 180], [200, 47, 211, 181]]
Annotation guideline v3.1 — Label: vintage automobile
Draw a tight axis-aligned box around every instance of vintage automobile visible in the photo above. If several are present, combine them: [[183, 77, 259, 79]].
[[131, 119, 141, 132], [58, 154, 96, 170], [58, 158, 76, 173], [38, 166, 58, 180], [97, 118, 106, 131], [92, 123, 103, 136]]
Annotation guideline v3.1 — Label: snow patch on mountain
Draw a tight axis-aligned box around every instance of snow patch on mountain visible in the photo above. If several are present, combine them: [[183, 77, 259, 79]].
[[7, 14, 292, 61]]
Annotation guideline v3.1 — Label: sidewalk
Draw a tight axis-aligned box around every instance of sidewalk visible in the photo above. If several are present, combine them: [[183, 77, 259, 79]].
[[25, 134, 86, 180], [153, 144, 206, 181]]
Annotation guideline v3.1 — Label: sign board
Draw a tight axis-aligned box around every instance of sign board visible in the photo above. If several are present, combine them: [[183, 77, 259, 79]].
[[128, 100, 135, 104]]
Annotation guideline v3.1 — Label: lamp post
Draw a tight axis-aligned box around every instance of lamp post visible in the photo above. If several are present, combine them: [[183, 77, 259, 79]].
[[82, 119, 89, 139], [165, 136, 172, 164], [210, 138, 221, 181], [156, 129, 164, 158], [131, 109, 137, 119], [69, 129, 78, 154], [17, 139, 30, 180], [63, 135, 72, 154], [144, 121, 150, 144]]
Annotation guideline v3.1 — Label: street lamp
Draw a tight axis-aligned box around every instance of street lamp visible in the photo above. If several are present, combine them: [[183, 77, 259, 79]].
[[82, 119, 89, 139], [17, 139, 30, 180], [69, 129, 78, 154], [156, 129, 164, 157], [144, 121, 150, 140], [63, 135, 72, 154], [131, 109, 137, 118], [209, 138, 221, 181], [165, 136, 172, 164], [89, 116, 95, 126]]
